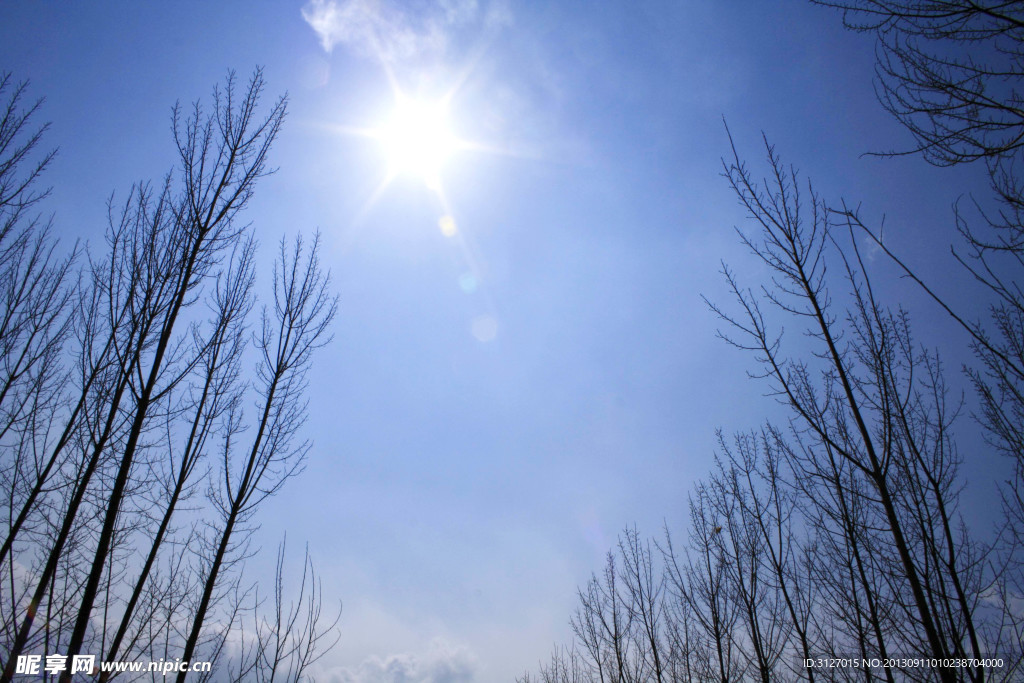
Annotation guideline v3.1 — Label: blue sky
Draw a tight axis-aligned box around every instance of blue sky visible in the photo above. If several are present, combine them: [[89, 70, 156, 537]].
[[0, 1, 998, 680]]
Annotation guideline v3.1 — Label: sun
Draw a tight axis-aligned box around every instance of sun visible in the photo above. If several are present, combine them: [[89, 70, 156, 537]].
[[377, 95, 459, 189]]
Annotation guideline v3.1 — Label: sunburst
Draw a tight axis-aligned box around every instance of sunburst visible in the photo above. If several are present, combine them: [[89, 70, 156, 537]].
[[375, 94, 459, 190]]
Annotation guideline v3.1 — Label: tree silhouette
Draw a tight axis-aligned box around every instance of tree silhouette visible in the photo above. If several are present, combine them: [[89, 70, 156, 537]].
[[0, 70, 339, 683], [520, 133, 1020, 681], [813, 0, 1024, 650]]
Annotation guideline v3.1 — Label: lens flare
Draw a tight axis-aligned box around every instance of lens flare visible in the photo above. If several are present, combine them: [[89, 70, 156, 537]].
[[439, 214, 457, 237]]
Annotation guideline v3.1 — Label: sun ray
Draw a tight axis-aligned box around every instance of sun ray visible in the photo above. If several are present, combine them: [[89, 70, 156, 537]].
[[324, 76, 506, 340]]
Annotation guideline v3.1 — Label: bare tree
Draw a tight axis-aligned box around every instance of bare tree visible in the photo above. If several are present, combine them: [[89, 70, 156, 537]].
[[526, 131, 1007, 680], [812, 0, 1024, 524], [232, 540, 342, 683], [517, 645, 588, 683], [665, 489, 742, 683], [177, 232, 336, 683], [619, 527, 667, 683], [0, 71, 75, 578], [710, 432, 804, 682], [711, 129, 1000, 681], [526, 5, 1024, 680], [811, 0, 1024, 166], [572, 550, 637, 682], [0, 70, 340, 683], [811, 2, 1024, 669]]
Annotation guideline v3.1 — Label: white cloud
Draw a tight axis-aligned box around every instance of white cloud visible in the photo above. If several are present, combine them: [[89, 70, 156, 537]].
[[300, 0, 510, 66], [327, 638, 479, 683]]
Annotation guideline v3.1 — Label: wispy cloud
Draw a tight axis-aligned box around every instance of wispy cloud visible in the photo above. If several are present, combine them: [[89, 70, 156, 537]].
[[327, 638, 479, 683], [301, 0, 509, 66]]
